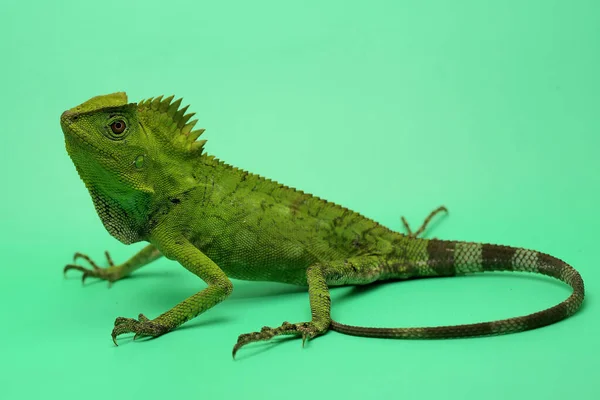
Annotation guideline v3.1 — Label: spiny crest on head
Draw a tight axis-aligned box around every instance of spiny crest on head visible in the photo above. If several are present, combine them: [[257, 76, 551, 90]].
[[138, 95, 207, 154]]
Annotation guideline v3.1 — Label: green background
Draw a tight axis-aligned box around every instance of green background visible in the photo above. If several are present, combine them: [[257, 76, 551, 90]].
[[1, 1, 598, 399]]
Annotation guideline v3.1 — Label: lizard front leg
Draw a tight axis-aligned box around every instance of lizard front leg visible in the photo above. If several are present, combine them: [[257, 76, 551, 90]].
[[111, 227, 233, 345], [64, 244, 162, 285]]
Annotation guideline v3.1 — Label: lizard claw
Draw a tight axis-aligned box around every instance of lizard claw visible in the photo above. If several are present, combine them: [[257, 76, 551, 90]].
[[232, 321, 323, 358], [301, 332, 309, 348], [81, 270, 90, 284], [111, 313, 169, 346]]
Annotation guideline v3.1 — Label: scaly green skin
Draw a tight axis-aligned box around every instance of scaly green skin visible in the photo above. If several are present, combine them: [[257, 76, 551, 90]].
[[61, 93, 585, 357]]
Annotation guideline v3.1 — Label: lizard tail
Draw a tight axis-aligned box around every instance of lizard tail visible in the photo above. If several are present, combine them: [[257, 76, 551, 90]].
[[329, 240, 585, 339]]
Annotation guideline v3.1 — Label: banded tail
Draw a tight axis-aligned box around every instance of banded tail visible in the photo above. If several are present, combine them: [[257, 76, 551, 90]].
[[330, 240, 584, 338]]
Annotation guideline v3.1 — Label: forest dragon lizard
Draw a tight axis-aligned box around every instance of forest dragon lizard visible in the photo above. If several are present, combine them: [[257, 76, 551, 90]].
[[60, 92, 585, 357]]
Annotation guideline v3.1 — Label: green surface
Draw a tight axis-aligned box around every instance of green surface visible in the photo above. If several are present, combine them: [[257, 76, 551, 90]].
[[1, 0, 599, 399]]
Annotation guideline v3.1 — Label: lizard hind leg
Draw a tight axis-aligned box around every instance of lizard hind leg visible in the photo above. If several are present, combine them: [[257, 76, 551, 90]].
[[232, 256, 392, 358], [232, 263, 332, 358]]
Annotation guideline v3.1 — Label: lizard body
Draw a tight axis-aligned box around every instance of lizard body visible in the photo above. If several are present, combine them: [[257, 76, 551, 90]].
[[60, 93, 584, 357]]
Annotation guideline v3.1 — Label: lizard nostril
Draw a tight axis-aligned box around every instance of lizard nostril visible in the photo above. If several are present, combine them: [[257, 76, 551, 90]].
[[61, 111, 78, 124]]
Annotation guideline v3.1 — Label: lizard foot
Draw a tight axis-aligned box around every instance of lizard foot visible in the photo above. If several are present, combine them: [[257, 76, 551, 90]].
[[232, 321, 326, 358], [111, 313, 169, 345], [401, 205, 448, 238], [64, 251, 121, 285]]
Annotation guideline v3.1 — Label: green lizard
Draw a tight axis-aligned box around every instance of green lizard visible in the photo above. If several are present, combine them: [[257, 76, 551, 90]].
[[61, 92, 585, 357]]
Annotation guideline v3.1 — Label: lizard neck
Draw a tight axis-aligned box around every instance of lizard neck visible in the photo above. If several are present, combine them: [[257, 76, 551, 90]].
[[84, 178, 152, 245]]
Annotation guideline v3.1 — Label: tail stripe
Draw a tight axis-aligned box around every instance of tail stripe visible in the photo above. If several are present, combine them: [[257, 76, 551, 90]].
[[511, 248, 537, 272], [425, 239, 455, 276], [454, 242, 483, 274]]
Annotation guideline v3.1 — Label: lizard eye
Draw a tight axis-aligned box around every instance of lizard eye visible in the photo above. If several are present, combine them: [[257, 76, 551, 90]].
[[110, 120, 126, 135]]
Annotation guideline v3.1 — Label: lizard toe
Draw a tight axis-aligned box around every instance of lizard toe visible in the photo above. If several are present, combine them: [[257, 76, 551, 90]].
[[64, 252, 120, 285], [111, 314, 169, 346]]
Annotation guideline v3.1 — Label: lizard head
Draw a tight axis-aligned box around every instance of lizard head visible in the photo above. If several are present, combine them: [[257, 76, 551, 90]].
[[60, 92, 207, 243], [60, 92, 149, 191]]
